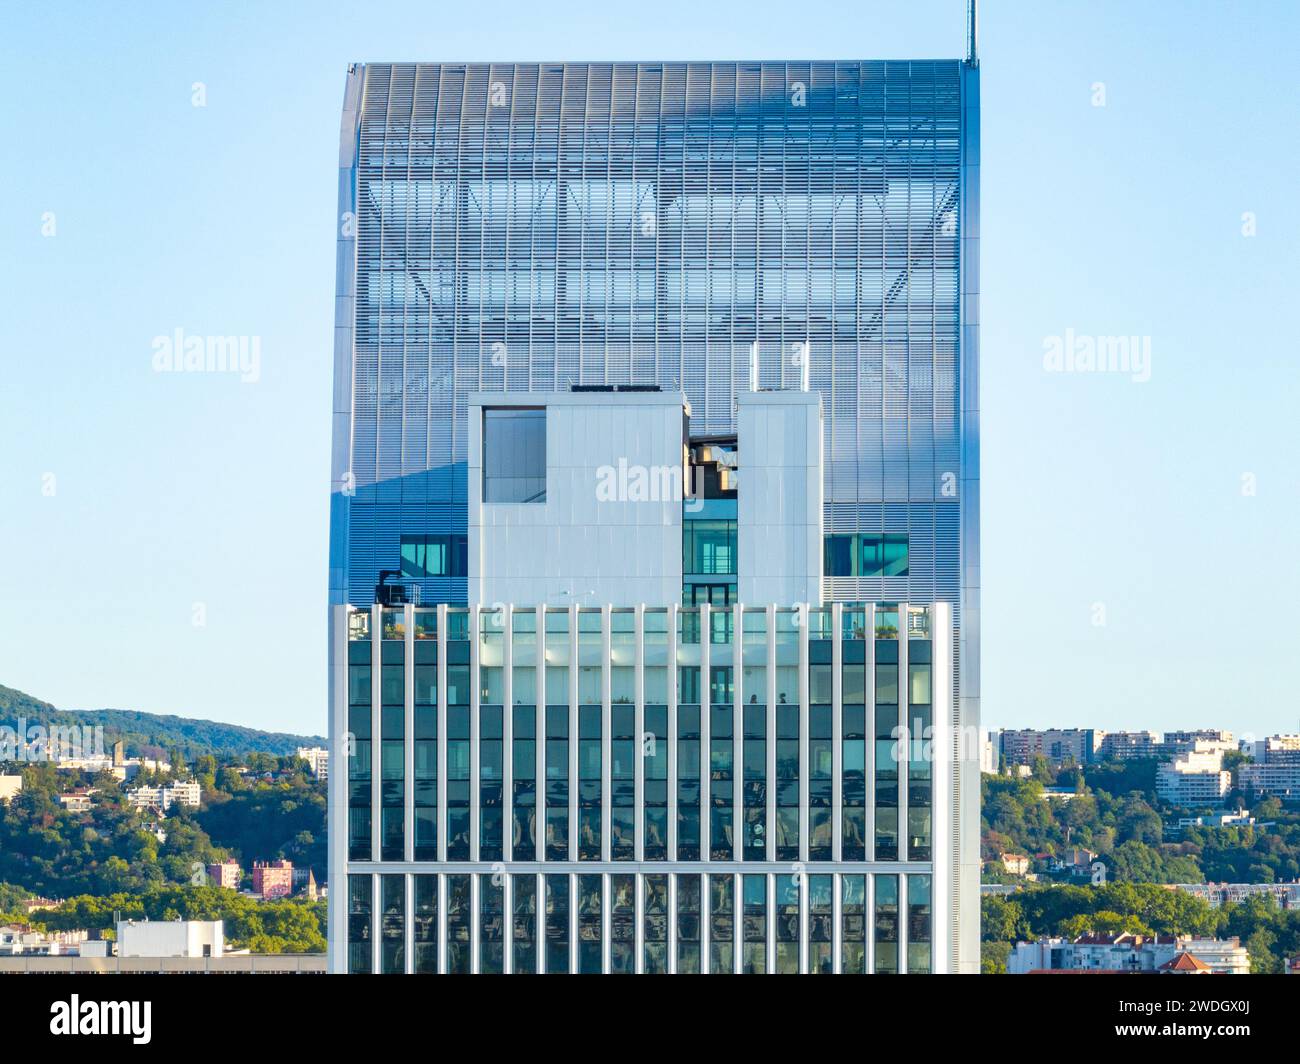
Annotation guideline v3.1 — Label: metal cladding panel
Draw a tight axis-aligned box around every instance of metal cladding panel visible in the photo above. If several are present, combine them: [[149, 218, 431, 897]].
[[332, 60, 967, 615]]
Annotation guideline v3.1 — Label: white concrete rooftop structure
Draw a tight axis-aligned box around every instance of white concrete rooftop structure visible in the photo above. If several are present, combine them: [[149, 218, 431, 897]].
[[468, 390, 689, 608]]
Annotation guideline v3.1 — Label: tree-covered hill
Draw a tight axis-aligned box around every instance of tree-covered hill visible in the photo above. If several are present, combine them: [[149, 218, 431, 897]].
[[0, 753, 325, 898], [981, 883, 1300, 974], [0, 683, 323, 759], [981, 757, 1300, 885]]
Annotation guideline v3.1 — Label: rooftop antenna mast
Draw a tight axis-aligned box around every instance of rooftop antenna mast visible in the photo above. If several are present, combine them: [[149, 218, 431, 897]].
[[966, 0, 979, 66]]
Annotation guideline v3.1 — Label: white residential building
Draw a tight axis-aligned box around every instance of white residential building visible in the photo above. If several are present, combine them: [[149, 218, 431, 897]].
[[296, 746, 329, 781], [1098, 731, 1161, 761], [1239, 761, 1300, 800], [1261, 735, 1300, 760], [980, 729, 999, 774], [1162, 730, 1235, 760], [1156, 750, 1229, 806], [1176, 937, 1251, 976], [1238, 735, 1300, 800], [1009, 933, 1248, 975], [127, 779, 200, 812], [0, 925, 90, 957], [57, 790, 96, 813]]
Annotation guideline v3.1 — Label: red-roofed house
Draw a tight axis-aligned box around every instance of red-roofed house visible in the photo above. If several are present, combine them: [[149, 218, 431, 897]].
[[1158, 951, 1212, 974]]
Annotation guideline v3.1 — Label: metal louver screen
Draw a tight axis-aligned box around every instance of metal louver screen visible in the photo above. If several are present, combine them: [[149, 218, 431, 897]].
[[335, 61, 964, 613]]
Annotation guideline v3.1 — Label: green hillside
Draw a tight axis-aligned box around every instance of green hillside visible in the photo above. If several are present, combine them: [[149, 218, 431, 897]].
[[0, 684, 324, 759]]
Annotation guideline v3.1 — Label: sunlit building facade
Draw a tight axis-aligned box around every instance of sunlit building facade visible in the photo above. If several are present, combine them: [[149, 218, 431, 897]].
[[328, 53, 980, 973]]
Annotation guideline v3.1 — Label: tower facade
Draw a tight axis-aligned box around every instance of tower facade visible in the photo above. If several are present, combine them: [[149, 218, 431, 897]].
[[329, 57, 980, 973]]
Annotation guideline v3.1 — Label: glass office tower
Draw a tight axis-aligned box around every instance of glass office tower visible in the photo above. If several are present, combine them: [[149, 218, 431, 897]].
[[330, 55, 980, 971]]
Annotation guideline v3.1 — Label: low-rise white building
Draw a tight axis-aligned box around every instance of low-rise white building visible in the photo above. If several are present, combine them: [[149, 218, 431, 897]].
[[57, 789, 96, 813], [0, 924, 90, 957], [116, 920, 223, 959], [127, 779, 200, 812], [1175, 812, 1254, 829]]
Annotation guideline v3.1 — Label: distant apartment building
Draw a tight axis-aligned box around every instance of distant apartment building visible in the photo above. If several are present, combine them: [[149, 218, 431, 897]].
[[1009, 933, 1248, 975], [996, 728, 1238, 768], [0, 775, 22, 803], [252, 860, 294, 900], [1000, 729, 1100, 766], [1171, 938, 1250, 976], [0, 924, 91, 957], [1238, 735, 1300, 800], [127, 779, 200, 812], [1156, 750, 1230, 806], [980, 729, 1000, 774], [57, 753, 171, 782], [206, 860, 242, 890], [999, 854, 1030, 876], [1174, 882, 1300, 910], [1160, 731, 1235, 762], [123, 786, 154, 809], [1163, 729, 1232, 746], [1248, 735, 1300, 762], [1098, 731, 1160, 761], [1266, 735, 1300, 760], [1239, 761, 1300, 800], [296, 746, 329, 782]]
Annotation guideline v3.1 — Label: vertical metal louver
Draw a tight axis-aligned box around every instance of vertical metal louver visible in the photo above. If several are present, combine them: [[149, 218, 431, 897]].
[[333, 61, 965, 617]]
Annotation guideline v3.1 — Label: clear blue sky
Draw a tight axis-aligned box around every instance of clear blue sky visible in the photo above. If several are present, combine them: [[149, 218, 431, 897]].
[[2, 1, 1296, 739]]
